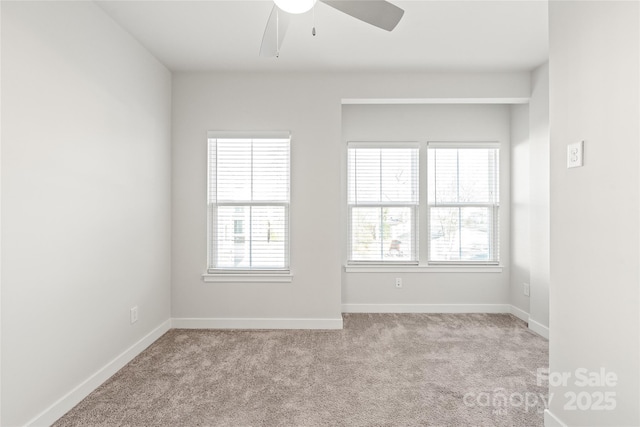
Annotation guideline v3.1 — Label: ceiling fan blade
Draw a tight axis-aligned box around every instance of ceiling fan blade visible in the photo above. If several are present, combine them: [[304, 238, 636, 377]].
[[321, 0, 404, 31], [259, 5, 291, 57]]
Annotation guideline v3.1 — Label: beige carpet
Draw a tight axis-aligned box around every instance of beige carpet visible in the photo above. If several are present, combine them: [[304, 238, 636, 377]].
[[55, 313, 548, 426]]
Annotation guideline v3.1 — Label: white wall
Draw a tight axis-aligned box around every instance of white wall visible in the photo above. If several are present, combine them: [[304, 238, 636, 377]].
[[509, 103, 530, 316], [171, 72, 530, 325], [172, 73, 344, 325], [0, 3, 4, 424], [548, 1, 639, 426], [508, 63, 550, 338], [528, 63, 550, 336], [341, 104, 511, 310], [1, 2, 172, 425]]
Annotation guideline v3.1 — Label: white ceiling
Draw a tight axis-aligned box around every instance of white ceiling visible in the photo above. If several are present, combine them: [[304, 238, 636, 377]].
[[96, 0, 548, 72]]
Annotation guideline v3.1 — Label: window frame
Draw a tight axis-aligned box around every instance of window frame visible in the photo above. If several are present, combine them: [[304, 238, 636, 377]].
[[347, 142, 420, 265], [205, 131, 291, 277], [345, 140, 502, 270], [426, 141, 500, 266]]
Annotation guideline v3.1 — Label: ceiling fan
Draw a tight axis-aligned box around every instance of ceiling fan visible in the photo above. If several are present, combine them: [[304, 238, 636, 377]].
[[259, 0, 405, 57]]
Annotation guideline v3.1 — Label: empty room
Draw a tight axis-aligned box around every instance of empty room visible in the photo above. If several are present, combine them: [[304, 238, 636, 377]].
[[1, 1, 638, 426]]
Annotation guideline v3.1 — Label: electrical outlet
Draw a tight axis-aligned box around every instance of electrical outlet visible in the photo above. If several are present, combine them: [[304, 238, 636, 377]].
[[523, 283, 530, 297], [130, 306, 139, 324], [395, 278, 402, 288]]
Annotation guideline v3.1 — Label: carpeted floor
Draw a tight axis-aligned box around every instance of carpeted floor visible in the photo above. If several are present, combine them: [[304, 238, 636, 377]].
[[55, 313, 548, 426]]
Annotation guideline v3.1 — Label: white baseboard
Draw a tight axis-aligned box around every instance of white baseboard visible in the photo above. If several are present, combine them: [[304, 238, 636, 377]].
[[26, 319, 172, 427], [171, 317, 344, 330], [509, 305, 530, 322], [528, 317, 549, 339], [341, 303, 513, 314], [544, 409, 568, 427]]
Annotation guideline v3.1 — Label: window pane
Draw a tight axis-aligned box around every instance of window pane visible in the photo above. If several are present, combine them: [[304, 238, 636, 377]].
[[429, 207, 459, 260], [216, 139, 252, 202], [251, 206, 287, 268], [348, 147, 417, 204], [383, 207, 415, 261], [253, 140, 289, 202], [216, 206, 250, 269], [348, 149, 381, 203], [430, 207, 493, 262], [215, 205, 287, 269], [429, 149, 458, 204], [458, 149, 496, 203], [459, 207, 492, 261], [429, 148, 498, 205], [351, 207, 382, 260], [381, 149, 418, 203], [351, 206, 414, 262]]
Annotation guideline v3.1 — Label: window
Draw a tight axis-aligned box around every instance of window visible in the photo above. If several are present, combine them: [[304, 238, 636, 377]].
[[346, 141, 500, 267], [428, 143, 499, 264], [207, 133, 290, 272], [348, 144, 419, 263]]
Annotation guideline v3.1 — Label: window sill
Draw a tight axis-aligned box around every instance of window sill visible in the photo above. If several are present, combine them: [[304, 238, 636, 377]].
[[202, 271, 293, 283], [344, 265, 503, 273]]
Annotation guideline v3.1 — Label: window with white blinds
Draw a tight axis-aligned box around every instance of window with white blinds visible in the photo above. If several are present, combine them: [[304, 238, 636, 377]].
[[348, 144, 419, 263], [207, 133, 290, 271], [427, 143, 499, 264]]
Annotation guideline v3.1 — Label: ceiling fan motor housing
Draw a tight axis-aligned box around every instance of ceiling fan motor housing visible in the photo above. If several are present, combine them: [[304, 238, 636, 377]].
[[274, 0, 318, 14]]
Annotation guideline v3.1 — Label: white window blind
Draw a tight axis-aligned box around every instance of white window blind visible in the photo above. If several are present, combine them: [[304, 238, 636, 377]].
[[427, 143, 499, 264], [348, 144, 419, 263], [207, 134, 290, 271]]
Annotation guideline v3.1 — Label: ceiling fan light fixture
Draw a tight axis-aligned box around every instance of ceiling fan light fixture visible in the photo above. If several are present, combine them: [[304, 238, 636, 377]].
[[274, 0, 317, 14]]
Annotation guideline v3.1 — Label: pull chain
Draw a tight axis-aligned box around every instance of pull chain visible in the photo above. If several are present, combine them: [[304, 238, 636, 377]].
[[312, 1, 316, 36], [276, 8, 280, 58]]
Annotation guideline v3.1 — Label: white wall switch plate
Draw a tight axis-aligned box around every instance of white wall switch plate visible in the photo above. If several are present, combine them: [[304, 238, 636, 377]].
[[567, 141, 584, 168]]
